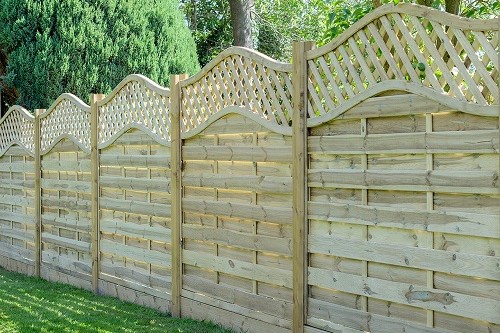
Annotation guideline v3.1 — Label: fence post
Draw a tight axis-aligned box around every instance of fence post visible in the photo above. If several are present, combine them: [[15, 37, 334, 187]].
[[170, 73, 188, 317], [34, 109, 44, 277], [90, 93, 105, 294], [292, 40, 314, 333]]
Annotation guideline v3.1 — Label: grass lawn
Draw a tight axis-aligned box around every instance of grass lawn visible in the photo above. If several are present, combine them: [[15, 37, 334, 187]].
[[0, 267, 233, 333]]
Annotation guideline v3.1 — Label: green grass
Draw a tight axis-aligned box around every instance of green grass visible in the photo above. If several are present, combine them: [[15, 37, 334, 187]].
[[0, 267, 234, 333]]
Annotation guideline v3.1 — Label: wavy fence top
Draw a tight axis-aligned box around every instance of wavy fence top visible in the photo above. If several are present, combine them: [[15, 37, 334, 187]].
[[39, 93, 91, 155], [306, 3, 498, 125], [180, 47, 294, 137], [0, 106, 35, 156], [0, 4, 497, 145], [97, 74, 171, 148]]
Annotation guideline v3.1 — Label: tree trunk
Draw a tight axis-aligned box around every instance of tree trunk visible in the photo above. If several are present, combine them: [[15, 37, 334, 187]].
[[445, 0, 460, 15], [228, 0, 254, 48]]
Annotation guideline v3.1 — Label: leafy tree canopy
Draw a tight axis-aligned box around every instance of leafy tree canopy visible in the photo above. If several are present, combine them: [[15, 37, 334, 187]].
[[0, 0, 200, 110], [181, 0, 498, 66]]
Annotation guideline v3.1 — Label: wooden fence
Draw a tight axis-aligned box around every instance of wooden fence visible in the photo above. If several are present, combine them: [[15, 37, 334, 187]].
[[0, 4, 498, 333]]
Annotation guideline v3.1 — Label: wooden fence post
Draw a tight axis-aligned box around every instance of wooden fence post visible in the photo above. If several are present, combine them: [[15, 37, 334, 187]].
[[90, 93, 105, 294], [34, 109, 44, 277], [170, 73, 188, 317], [292, 41, 314, 333]]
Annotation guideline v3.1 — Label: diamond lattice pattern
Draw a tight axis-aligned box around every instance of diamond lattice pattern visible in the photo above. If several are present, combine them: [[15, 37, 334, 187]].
[[308, 13, 498, 118], [181, 54, 294, 133], [98, 80, 171, 147], [0, 108, 34, 155]]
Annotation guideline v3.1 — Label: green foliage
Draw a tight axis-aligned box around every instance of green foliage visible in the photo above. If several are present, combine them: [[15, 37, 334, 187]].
[[320, 0, 499, 46], [320, 0, 373, 45], [180, 0, 233, 67], [461, 0, 500, 18], [254, 0, 330, 61], [0, 0, 200, 110]]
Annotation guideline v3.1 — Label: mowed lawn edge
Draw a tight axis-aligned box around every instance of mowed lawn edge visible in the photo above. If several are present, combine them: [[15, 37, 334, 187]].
[[0, 267, 234, 333]]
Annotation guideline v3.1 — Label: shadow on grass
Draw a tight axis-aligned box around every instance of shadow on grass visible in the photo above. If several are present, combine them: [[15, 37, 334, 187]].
[[0, 267, 233, 333]]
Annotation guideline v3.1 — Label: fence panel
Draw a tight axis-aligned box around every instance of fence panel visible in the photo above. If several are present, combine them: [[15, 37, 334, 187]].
[[96, 76, 173, 312], [179, 49, 294, 332], [0, 107, 35, 274], [305, 7, 498, 332], [39, 95, 93, 289]]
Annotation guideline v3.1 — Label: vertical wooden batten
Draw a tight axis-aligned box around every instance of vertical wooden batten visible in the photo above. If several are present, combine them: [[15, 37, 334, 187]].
[[170, 73, 188, 317], [34, 109, 44, 277], [292, 40, 315, 333], [90, 93, 105, 294]]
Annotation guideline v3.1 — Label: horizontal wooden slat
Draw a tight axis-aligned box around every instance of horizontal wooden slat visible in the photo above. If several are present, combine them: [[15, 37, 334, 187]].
[[41, 179, 91, 193], [183, 146, 292, 162], [183, 275, 292, 319], [41, 159, 91, 172], [0, 242, 33, 263], [0, 162, 35, 172], [308, 130, 499, 154], [41, 197, 91, 212], [100, 239, 171, 268], [182, 289, 292, 329], [99, 197, 171, 217], [307, 298, 455, 333], [182, 198, 292, 224], [340, 94, 447, 119], [99, 272, 172, 302], [99, 154, 170, 168], [41, 232, 91, 253], [183, 224, 291, 255], [0, 211, 34, 225], [183, 250, 292, 288], [0, 178, 35, 190], [308, 201, 499, 238], [41, 249, 92, 275], [0, 226, 33, 242], [100, 219, 171, 243], [308, 169, 498, 194], [99, 176, 170, 193], [41, 214, 91, 232], [181, 296, 291, 333], [100, 263, 171, 291], [0, 194, 34, 207], [308, 235, 500, 280], [308, 266, 500, 323], [183, 174, 292, 193]]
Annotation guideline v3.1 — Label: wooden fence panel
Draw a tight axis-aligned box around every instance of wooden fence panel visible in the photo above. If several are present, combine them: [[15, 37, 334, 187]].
[[0, 147, 36, 275], [40, 139, 92, 289], [96, 75, 172, 312], [178, 49, 295, 331], [306, 93, 499, 333], [0, 107, 36, 275], [38, 94, 93, 289], [181, 113, 294, 331]]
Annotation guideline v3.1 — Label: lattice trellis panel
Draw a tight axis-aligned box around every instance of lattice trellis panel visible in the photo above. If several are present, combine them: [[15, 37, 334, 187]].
[[180, 48, 294, 135], [307, 4, 499, 121], [98, 75, 171, 148], [40, 94, 91, 155], [0, 107, 35, 157]]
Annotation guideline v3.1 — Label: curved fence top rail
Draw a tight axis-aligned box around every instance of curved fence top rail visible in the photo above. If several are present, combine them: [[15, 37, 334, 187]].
[[179, 47, 294, 137], [305, 3, 499, 126], [97, 74, 172, 148], [0, 105, 35, 157], [39, 93, 92, 155]]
